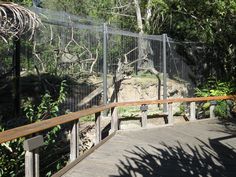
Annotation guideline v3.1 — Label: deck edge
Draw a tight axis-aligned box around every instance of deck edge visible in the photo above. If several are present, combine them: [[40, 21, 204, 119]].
[[52, 131, 116, 177]]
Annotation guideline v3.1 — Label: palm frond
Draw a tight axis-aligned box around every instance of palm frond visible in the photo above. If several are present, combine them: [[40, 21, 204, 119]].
[[0, 2, 41, 42]]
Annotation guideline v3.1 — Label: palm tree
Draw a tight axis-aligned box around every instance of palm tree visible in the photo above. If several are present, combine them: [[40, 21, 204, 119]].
[[0, 1, 41, 42]]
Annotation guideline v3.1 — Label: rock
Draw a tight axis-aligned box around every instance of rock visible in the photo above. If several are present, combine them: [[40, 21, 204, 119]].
[[108, 77, 192, 115]]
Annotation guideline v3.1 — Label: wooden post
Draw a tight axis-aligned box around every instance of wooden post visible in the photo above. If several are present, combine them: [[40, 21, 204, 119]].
[[25, 151, 34, 177], [34, 149, 40, 177], [95, 112, 101, 145], [23, 135, 44, 177], [141, 111, 147, 128], [111, 107, 118, 132], [210, 105, 215, 118], [210, 105, 215, 119], [70, 120, 79, 162], [190, 102, 196, 121], [168, 102, 173, 124], [140, 104, 148, 128], [210, 101, 217, 119]]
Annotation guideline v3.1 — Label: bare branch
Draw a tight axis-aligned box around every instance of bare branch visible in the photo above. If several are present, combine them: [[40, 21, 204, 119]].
[[33, 40, 45, 72], [124, 47, 138, 63], [111, 2, 132, 10], [89, 48, 98, 73], [127, 54, 148, 66]]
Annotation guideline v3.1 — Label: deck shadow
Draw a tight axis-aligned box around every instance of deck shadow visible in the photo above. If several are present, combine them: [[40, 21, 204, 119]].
[[110, 136, 236, 177]]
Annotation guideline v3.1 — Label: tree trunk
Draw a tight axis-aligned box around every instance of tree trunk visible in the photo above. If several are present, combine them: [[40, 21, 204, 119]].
[[134, 0, 143, 33], [145, 0, 152, 33], [134, 0, 145, 68], [134, 0, 154, 69]]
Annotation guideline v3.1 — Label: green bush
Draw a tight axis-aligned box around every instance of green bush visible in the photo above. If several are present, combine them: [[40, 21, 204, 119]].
[[174, 104, 186, 116], [195, 79, 235, 97], [195, 79, 235, 118], [0, 80, 68, 177]]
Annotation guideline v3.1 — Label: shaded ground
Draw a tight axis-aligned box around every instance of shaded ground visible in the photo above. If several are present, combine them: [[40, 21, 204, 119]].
[[61, 118, 236, 177]]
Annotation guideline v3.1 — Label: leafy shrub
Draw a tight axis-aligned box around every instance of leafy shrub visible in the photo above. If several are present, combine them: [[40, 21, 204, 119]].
[[195, 79, 235, 118], [195, 79, 235, 97], [0, 80, 68, 177], [174, 104, 186, 116]]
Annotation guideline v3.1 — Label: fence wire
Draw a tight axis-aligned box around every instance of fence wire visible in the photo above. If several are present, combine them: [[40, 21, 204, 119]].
[[0, 7, 212, 176], [0, 7, 204, 120]]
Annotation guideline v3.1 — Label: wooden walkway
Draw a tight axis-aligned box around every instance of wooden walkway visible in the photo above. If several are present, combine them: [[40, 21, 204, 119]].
[[58, 118, 236, 177]]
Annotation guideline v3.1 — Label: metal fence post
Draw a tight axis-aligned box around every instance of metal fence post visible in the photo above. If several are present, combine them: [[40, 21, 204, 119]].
[[162, 34, 168, 113], [103, 23, 108, 105]]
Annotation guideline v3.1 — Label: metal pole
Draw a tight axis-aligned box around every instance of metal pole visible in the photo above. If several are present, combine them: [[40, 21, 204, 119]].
[[162, 34, 168, 113], [103, 23, 108, 105], [13, 38, 21, 119]]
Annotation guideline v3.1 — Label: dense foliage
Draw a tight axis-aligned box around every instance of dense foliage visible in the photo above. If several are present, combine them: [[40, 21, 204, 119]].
[[0, 81, 68, 176], [195, 79, 235, 118]]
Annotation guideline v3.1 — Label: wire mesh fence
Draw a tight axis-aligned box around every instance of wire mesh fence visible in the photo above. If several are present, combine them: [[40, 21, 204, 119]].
[[27, 7, 167, 114], [0, 40, 15, 123], [0, 6, 215, 176], [0, 7, 204, 120]]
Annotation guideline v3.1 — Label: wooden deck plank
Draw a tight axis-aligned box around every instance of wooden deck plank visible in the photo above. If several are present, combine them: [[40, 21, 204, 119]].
[[60, 119, 236, 177]]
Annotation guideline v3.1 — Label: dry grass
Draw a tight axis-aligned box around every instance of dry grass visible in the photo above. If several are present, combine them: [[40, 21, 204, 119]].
[[0, 2, 41, 42]]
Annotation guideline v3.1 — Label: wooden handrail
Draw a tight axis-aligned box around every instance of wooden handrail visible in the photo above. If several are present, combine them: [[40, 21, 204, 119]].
[[115, 95, 236, 107], [0, 95, 235, 144]]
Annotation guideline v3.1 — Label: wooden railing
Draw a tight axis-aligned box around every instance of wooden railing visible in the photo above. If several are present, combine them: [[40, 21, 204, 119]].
[[0, 95, 235, 177]]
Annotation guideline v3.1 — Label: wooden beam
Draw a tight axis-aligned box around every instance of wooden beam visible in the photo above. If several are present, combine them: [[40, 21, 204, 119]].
[[0, 95, 235, 144], [0, 104, 114, 144], [115, 95, 236, 107]]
